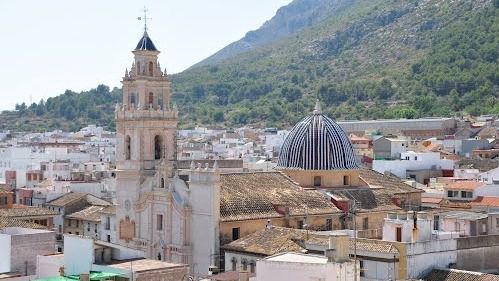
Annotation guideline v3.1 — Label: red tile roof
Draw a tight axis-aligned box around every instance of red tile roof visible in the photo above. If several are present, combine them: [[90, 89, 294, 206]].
[[472, 196, 499, 207], [446, 181, 485, 191]]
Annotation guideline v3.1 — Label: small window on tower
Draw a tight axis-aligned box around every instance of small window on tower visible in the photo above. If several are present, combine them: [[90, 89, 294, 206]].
[[314, 176, 321, 187], [343, 175, 350, 186], [149, 92, 154, 106], [149, 61, 154, 76], [160, 178, 165, 188], [154, 135, 163, 160], [157, 214, 163, 231], [137, 62, 141, 75], [125, 136, 131, 160]]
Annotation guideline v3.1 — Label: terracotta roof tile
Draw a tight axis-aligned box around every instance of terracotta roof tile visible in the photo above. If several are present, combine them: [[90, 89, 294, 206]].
[[0, 207, 57, 218], [0, 218, 46, 229], [46, 192, 87, 207], [328, 188, 401, 212], [67, 206, 106, 222], [446, 181, 485, 191], [359, 169, 422, 194], [46, 192, 111, 207], [423, 268, 499, 281], [220, 172, 340, 222], [222, 226, 308, 256], [472, 196, 499, 208]]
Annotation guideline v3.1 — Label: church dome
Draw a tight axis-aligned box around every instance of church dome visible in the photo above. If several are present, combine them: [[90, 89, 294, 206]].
[[277, 102, 358, 170]]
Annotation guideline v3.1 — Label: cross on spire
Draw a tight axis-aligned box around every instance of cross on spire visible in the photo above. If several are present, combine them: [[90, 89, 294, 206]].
[[137, 6, 151, 32]]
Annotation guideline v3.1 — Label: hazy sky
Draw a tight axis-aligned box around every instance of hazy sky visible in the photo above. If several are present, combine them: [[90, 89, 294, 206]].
[[0, 0, 292, 110]]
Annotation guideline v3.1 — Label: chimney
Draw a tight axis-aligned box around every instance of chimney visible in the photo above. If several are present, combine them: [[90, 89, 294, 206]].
[[324, 233, 349, 263], [239, 270, 250, 281], [79, 273, 90, 281], [266, 219, 273, 229]]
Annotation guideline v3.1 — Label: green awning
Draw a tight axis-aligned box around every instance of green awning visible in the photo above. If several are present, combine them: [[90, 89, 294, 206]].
[[33, 272, 121, 281]]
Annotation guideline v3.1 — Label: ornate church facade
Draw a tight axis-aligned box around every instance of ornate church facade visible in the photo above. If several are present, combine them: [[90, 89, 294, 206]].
[[115, 31, 192, 264]]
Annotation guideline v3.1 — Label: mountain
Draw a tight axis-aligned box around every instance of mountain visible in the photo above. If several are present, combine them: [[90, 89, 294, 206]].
[[1, 0, 498, 131], [193, 0, 355, 67], [171, 0, 499, 127]]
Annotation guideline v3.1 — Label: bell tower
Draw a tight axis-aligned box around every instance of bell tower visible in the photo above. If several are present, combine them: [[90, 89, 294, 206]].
[[115, 29, 178, 249]]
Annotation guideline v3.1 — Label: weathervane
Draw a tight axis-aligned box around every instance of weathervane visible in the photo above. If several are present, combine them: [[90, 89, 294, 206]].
[[137, 6, 151, 32]]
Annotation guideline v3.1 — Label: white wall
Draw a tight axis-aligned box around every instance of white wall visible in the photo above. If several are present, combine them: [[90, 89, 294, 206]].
[[36, 254, 64, 278], [63, 235, 94, 275], [373, 152, 454, 179], [189, 170, 220, 276], [406, 239, 457, 279], [0, 234, 11, 273], [255, 257, 357, 281]]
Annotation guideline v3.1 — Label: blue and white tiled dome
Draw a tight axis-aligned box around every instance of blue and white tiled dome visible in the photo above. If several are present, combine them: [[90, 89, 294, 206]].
[[277, 101, 358, 170]]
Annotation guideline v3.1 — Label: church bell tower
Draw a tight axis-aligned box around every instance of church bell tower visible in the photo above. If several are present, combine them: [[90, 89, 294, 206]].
[[115, 30, 178, 249]]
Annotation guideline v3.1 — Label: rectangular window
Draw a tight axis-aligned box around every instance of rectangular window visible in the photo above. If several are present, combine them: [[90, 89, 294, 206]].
[[107, 235, 111, 242], [157, 214, 163, 231], [314, 176, 321, 187], [396, 227, 402, 242], [363, 217, 369, 230], [105, 216, 111, 230], [343, 175, 350, 186], [360, 260, 365, 277], [68, 219, 71, 227], [496, 218, 499, 228], [298, 220, 304, 229], [326, 218, 332, 231], [232, 227, 240, 241], [433, 215, 440, 230]]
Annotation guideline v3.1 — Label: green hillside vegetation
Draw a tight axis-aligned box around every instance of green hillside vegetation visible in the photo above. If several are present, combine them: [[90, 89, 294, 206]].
[[0, 0, 498, 131], [3, 85, 121, 132]]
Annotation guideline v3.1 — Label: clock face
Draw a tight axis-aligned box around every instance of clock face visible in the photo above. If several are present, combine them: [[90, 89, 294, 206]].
[[125, 200, 131, 211]]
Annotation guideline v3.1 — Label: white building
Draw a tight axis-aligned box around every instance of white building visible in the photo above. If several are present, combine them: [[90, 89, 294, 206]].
[[373, 151, 454, 183], [255, 234, 358, 281]]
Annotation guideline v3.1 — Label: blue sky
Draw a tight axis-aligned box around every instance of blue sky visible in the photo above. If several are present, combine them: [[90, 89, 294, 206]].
[[0, 0, 292, 110]]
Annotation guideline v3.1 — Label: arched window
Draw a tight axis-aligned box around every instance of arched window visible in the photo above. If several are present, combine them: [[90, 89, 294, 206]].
[[137, 62, 141, 75], [130, 93, 136, 106], [125, 136, 131, 160], [160, 178, 165, 188], [249, 260, 256, 273], [149, 61, 154, 76], [154, 135, 162, 160], [149, 92, 154, 106], [157, 253, 162, 260], [241, 259, 248, 271], [231, 257, 237, 271]]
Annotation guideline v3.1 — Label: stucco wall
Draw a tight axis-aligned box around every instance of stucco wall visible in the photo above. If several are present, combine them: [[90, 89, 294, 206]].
[[281, 170, 361, 188], [10, 231, 55, 276]]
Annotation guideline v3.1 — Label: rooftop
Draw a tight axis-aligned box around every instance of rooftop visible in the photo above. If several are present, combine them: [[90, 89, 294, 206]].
[[446, 181, 485, 191], [423, 268, 499, 281], [265, 252, 327, 264], [106, 258, 187, 272], [0, 218, 46, 230], [222, 226, 308, 256], [0, 206, 57, 218], [46, 192, 111, 207], [66, 206, 106, 222], [440, 211, 488, 221], [220, 172, 340, 222]]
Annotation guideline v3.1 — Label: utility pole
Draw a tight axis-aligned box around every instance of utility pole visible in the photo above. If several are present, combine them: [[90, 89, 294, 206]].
[[348, 200, 358, 281]]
